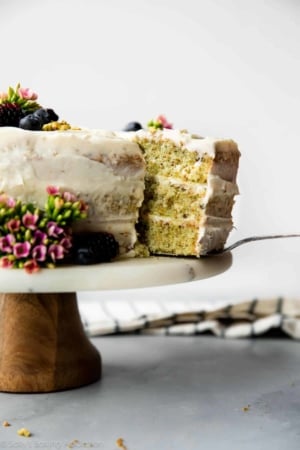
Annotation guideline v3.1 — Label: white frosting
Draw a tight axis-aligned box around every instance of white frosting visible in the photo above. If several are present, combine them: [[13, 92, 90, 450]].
[[0, 127, 145, 254], [133, 129, 218, 157]]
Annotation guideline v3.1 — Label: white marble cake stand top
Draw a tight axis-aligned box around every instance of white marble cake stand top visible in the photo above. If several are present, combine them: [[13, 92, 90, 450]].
[[0, 254, 232, 293]]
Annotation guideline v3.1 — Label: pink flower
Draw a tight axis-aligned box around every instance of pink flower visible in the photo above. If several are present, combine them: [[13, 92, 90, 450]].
[[0, 256, 14, 269], [7, 219, 21, 233], [18, 87, 38, 101], [22, 212, 39, 230], [156, 115, 173, 129], [48, 244, 65, 261], [32, 245, 47, 261], [63, 191, 77, 202], [0, 234, 15, 252], [47, 221, 64, 237], [6, 197, 16, 208], [0, 194, 9, 206], [24, 259, 40, 274], [33, 230, 47, 245], [46, 185, 60, 196], [60, 237, 72, 250], [13, 242, 31, 259], [0, 194, 15, 208]]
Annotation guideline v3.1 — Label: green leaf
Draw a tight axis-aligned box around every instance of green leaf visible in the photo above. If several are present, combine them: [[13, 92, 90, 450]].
[[8, 86, 15, 99]]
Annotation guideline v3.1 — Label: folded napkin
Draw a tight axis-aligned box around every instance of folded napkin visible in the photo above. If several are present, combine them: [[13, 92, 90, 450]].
[[78, 297, 300, 339]]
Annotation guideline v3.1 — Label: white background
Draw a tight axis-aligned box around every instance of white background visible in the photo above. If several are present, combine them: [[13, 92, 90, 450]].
[[0, 0, 299, 304]]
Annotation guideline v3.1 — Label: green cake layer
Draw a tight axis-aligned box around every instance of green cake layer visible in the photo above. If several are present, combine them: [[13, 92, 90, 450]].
[[134, 129, 240, 257]]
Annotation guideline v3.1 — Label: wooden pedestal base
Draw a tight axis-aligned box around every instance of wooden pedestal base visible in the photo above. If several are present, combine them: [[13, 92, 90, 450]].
[[0, 292, 101, 393]]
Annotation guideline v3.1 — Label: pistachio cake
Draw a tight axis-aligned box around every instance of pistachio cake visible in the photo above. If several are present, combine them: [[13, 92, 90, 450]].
[[0, 84, 240, 269], [132, 128, 240, 256]]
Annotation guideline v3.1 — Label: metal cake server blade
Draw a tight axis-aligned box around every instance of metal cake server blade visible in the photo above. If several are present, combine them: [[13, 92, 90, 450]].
[[207, 233, 300, 255]]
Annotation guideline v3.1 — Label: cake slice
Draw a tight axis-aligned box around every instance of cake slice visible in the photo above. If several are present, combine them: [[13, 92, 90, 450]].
[[132, 128, 240, 256], [0, 127, 145, 256]]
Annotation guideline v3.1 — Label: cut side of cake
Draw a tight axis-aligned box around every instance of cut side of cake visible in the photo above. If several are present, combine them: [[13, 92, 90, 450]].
[[0, 127, 145, 256], [132, 128, 240, 256]]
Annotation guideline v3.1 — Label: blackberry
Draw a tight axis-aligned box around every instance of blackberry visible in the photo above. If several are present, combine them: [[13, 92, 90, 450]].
[[123, 121, 142, 132], [0, 102, 23, 127], [72, 232, 119, 265]]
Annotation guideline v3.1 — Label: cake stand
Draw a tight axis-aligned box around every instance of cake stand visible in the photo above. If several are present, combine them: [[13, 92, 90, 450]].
[[0, 253, 231, 393]]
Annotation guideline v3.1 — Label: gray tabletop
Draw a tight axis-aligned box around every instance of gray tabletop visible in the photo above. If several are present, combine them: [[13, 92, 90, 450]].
[[0, 335, 299, 450]]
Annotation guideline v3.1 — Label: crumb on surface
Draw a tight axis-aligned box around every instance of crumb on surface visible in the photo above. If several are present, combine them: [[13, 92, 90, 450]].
[[2, 420, 10, 427], [67, 439, 79, 448], [17, 427, 31, 437], [67, 440, 94, 448], [116, 437, 127, 449], [242, 404, 251, 412]]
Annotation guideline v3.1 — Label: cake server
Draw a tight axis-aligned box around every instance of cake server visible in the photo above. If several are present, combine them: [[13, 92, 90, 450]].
[[208, 233, 300, 255]]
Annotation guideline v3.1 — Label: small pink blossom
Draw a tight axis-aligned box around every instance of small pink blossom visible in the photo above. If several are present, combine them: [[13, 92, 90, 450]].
[[22, 212, 39, 230], [63, 191, 77, 202], [13, 242, 31, 259], [0, 92, 8, 101], [6, 197, 16, 208], [18, 87, 38, 101], [0, 194, 16, 208], [46, 185, 60, 196], [32, 245, 47, 261], [24, 259, 40, 274], [60, 237, 72, 250], [33, 230, 47, 245], [0, 234, 15, 252], [48, 244, 65, 262], [47, 221, 64, 237], [7, 219, 21, 233], [0, 256, 14, 269], [156, 115, 173, 129]]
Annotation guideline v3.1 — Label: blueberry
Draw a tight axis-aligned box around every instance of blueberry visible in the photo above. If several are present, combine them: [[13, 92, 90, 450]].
[[19, 114, 43, 131], [33, 108, 59, 125], [123, 121, 142, 132]]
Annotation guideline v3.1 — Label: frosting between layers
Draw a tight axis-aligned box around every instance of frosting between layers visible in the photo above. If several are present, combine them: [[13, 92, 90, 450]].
[[129, 128, 240, 255]]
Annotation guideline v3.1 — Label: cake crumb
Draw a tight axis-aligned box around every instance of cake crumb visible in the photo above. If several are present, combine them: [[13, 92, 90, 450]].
[[17, 427, 31, 437], [67, 440, 93, 448], [67, 439, 79, 448], [242, 404, 251, 412], [2, 420, 11, 427], [116, 437, 127, 449]]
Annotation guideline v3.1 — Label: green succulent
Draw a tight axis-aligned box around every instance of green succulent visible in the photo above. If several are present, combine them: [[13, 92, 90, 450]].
[[147, 119, 164, 130], [0, 83, 41, 113]]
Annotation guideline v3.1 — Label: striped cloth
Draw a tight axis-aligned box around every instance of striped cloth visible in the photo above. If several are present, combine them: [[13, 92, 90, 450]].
[[78, 297, 300, 339]]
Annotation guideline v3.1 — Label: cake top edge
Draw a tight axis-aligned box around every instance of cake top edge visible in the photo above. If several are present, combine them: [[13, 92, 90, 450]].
[[0, 126, 144, 153], [119, 128, 240, 157]]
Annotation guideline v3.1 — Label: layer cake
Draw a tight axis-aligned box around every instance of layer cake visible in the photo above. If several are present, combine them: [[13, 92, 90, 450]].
[[132, 128, 240, 256], [0, 85, 240, 267]]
